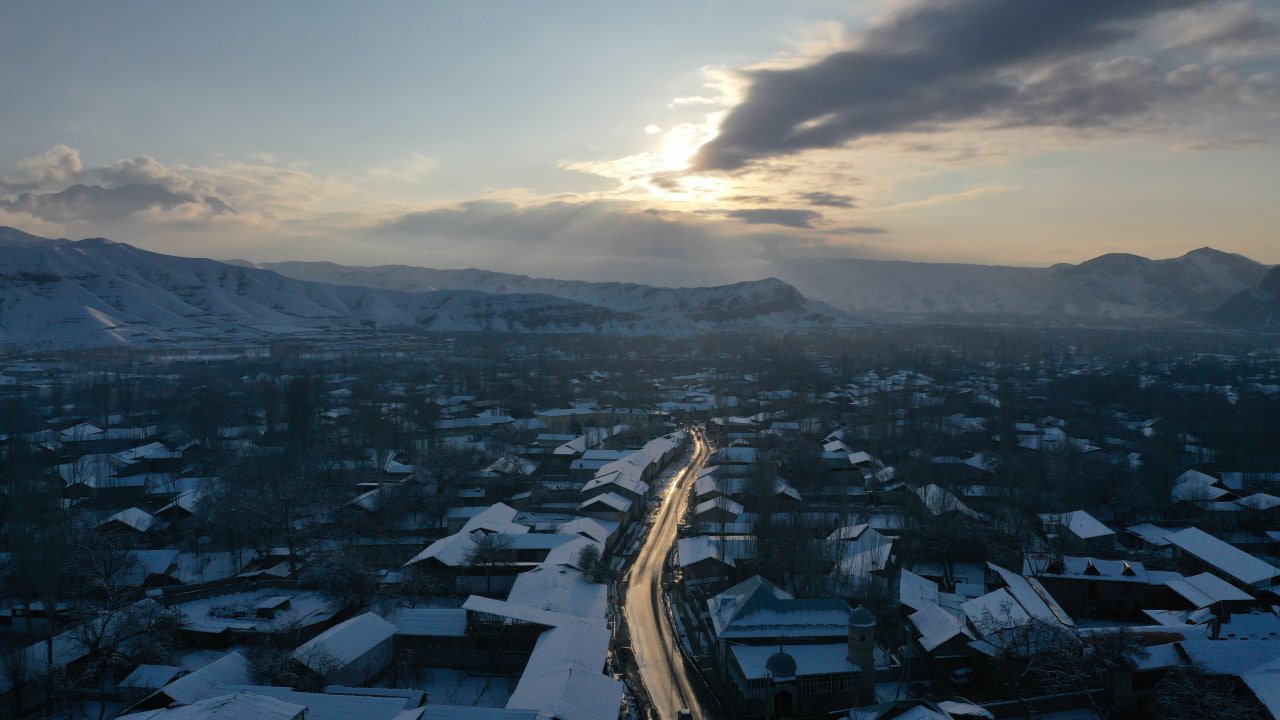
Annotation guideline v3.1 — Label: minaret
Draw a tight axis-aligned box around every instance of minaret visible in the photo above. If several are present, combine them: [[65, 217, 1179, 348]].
[[848, 605, 877, 706]]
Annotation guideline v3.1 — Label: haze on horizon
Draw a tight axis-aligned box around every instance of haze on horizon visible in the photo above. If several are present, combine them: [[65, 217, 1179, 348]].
[[2, 0, 1279, 286]]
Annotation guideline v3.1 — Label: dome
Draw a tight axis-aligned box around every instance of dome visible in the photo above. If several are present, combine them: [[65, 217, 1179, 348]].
[[849, 605, 876, 628], [766, 650, 797, 680]]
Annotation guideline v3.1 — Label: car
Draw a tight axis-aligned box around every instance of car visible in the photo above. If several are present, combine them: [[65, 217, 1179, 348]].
[[676, 710, 693, 720]]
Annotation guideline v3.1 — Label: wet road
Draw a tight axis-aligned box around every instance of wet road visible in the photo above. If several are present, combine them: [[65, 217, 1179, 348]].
[[624, 429, 712, 720]]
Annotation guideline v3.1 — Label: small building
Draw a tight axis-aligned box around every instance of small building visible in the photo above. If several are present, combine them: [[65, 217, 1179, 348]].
[[706, 576, 876, 718], [1038, 510, 1114, 554], [291, 612, 396, 687], [1164, 527, 1280, 592]]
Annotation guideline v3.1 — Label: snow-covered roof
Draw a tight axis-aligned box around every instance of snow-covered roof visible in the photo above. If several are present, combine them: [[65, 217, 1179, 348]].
[[1237, 492, 1280, 511], [910, 603, 970, 652], [1163, 571, 1255, 608], [292, 612, 395, 671], [156, 652, 253, 705], [405, 507, 538, 568], [962, 588, 1031, 631], [693, 496, 744, 518], [1172, 469, 1230, 502], [218, 686, 413, 720], [708, 575, 850, 640], [912, 484, 985, 520], [577, 492, 632, 513], [115, 441, 181, 463], [505, 622, 620, 720], [540, 535, 602, 569], [507, 565, 607, 622], [987, 563, 1074, 628], [676, 535, 754, 569], [1126, 523, 1173, 547], [730, 643, 859, 680], [1164, 527, 1280, 587], [485, 456, 539, 477], [1038, 510, 1113, 540], [420, 709, 542, 720], [556, 517, 616, 545], [460, 503, 527, 535], [120, 691, 306, 720], [1243, 657, 1280, 719], [394, 608, 468, 637], [121, 664, 183, 690], [462, 595, 595, 628], [102, 506, 158, 533], [899, 569, 940, 613], [506, 663, 621, 720], [580, 470, 647, 498]]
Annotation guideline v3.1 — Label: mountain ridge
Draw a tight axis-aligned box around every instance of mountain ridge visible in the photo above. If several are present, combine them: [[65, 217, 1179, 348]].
[[773, 248, 1271, 321], [0, 228, 853, 348]]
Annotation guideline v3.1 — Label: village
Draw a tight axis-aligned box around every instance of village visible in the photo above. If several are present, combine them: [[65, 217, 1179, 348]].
[[0, 327, 1278, 720]]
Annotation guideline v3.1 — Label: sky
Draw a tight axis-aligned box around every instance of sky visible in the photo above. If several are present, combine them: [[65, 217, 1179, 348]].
[[2, 0, 1279, 285]]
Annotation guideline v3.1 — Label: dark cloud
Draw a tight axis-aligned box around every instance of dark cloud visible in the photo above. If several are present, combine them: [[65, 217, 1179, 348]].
[[1164, 3, 1280, 55], [726, 208, 823, 229], [727, 194, 775, 204], [845, 226, 888, 235], [693, 0, 1215, 171], [0, 183, 233, 223], [797, 191, 857, 208]]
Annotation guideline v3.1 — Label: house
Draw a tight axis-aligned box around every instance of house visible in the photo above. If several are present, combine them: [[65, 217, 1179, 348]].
[[705, 576, 876, 717], [506, 565, 607, 622], [391, 607, 471, 663], [692, 497, 744, 525], [1037, 510, 1114, 554], [677, 535, 755, 585], [131, 652, 254, 711], [1023, 555, 1165, 619], [99, 507, 160, 535], [577, 492, 633, 525], [118, 691, 307, 720], [291, 612, 397, 687], [1164, 527, 1280, 592], [1172, 469, 1232, 503], [119, 664, 183, 701], [505, 622, 622, 720]]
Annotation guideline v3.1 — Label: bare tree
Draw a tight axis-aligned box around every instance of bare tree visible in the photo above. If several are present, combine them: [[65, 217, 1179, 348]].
[[971, 609, 1148, 719], [464, 533, 514, 595], [0, 642, 32, 717], [69, 600, 182, 720], [1155, 663, 1268, 720]]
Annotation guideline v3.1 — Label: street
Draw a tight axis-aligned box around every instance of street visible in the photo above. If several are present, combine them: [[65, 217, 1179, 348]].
[[624, 429, 713, 720]]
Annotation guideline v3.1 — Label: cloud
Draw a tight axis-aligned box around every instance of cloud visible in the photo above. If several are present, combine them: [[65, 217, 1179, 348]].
[[363, 153, 438, 184], [369, 199, 895, 284], [15, 144, 82, 185], [94, 155, 199, 194], [0, 183, 233, 224], [692, 0, 1253, 171], [845, 226, 888, 234], [726, 208, 823, 228], [797, 191, 857, 208], [876, 185, 1020, 211], [1153, 1, 1280, 61]]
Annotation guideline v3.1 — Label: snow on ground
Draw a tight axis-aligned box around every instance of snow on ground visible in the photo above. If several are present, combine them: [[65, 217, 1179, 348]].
[[412, 668, 517, 707]]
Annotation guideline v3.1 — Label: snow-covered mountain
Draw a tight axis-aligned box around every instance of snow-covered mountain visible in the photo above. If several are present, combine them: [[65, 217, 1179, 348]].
[[1210, 266, 1280, 330], [774, 248, 1271, 321], [0, 229, 853, 348], [255, 260, 844, 325]]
